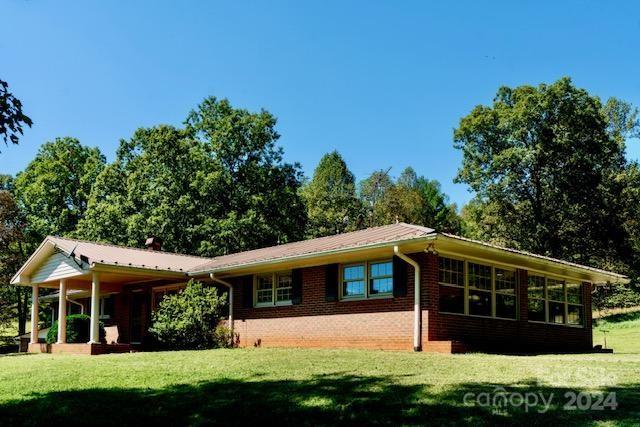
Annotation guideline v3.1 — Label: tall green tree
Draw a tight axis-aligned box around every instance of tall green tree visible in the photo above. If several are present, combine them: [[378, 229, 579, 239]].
[[77, 97, 306, 256], [359, 167, 460, 232], [14, 137, 105, 241], [0, 79, 32, 150], [301, 151, 363, 237], [455, 77, 639, 271]]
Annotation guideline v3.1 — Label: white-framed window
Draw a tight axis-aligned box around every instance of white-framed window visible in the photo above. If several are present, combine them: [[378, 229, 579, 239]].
[[340, 259, 393, 300], [99, 295, 114, 320], [438, 256, 517, 320], [527, 275, 584, 326], [254, 272, 292, 307]]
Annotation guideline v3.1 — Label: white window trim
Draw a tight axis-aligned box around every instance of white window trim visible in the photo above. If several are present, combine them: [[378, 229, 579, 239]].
[[438, 256, 518, 320], [254, 272, 293, 307], [339, 259, 394, 301]]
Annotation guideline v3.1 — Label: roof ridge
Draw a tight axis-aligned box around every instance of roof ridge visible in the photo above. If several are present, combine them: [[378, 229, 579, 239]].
[[47, 236, 212, 260]]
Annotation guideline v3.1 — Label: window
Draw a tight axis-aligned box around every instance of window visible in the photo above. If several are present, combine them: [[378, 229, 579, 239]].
[[566, 282, 584, 325], [254, 272, 292, 307], [438, 257, 517, 319], [438, 257, 465, 314], [276, 274, 293, 303], [99, 295, 114, 320], [547, 278, 565, 324], [342, 264, 366, 298], [526, 276, 584, 326], [369, 261, 393, 295], [340, 260, 393, 300], [468, 262, 492, 317], [495, 268, 517, 319], [527, 275, 546, 322]]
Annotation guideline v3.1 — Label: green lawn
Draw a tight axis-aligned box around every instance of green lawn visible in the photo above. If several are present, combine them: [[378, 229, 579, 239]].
[[594, 310, 640, 354], [0, 344, 639, 426]]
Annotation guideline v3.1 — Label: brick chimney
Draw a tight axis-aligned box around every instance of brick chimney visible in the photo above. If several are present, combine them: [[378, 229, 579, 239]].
[[145, 236, 163, 251]]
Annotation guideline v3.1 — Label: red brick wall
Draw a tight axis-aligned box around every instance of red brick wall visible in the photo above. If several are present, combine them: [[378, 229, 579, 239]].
[[231, 251, 594, 353]]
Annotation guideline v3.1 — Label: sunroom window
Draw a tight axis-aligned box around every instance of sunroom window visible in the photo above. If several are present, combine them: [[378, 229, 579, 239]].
[[526, 276, 584, 326], [438, 256, 517, 319]]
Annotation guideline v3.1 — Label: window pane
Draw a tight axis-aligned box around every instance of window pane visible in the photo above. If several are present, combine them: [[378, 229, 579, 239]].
[[468, 263, 492, 290], [257, 275, 273, 303], [439, 285, 464, 313], [549, 301, 565, 324], [468, 289, 492, 317], [370, 277, 393, 294], [343, 265, 365, 281], [343, 280, 365, 297], [528, 298, 546, 322], [547, 278, 565, 302], [438, 257, 464, 286], [495, 268, 516, 293], [496, 294, 517, 319], [567, 304, 583, 325], [528, 275, 545, 299], [276, 274, 292, 302], [566, 283, 583, 304], [370, 261, 392, 278]]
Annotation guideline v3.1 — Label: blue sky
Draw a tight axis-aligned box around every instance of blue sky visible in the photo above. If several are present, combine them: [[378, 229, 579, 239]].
[[2, 1, 639, 207]]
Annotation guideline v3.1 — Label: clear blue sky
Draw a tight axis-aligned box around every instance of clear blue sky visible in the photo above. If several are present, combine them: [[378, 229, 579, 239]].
[[2, 1, 639, 207]]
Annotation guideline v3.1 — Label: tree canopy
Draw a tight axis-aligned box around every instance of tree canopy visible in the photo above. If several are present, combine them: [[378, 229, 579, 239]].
[[76, 97, 306, 256], [301, 151, 363, 237], [14, 137, 105, 242], [455, 77, 640, 273]]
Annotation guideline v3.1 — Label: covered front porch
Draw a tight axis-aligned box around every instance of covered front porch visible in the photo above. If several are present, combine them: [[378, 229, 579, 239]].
[[11, 236, 211, 354]]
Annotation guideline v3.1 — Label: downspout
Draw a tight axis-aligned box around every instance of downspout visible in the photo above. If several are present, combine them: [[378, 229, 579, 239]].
[[209, 273, 234, 340], [394, 245, 421, 351], [67, 297, 84, 314]]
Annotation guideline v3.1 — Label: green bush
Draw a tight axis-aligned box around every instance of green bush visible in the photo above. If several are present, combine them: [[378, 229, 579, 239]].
[[150, 280, 228, 350], [46, 314, 105, 344]]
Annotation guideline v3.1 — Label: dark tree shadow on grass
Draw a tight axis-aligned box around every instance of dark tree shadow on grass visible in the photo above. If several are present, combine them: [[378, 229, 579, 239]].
[[1, 375, 638, 426]]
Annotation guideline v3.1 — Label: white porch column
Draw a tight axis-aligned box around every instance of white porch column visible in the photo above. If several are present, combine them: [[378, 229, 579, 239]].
[[57, 280, 67, 344], [88, 272, 100, 344], [30, 285, 39, 344]]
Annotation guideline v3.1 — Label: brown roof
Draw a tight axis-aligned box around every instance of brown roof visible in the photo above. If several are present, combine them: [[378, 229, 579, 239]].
[[48, 236, 209, 272], [190, 223, 435, 273]]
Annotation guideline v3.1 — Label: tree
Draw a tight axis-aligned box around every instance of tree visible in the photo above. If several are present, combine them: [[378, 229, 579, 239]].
[[0, 79, 32, 150], [301, 151, 363, 237], [14, 137, 105, 241], [359, 167, 461, 232], [0, 190, 29, 336], [455, 77, 639, 271], [77, 97, 307, 256]]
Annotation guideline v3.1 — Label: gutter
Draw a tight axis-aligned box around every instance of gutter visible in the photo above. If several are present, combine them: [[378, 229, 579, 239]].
[[394, 245, 421, 352], [209, 273, 234, 342]]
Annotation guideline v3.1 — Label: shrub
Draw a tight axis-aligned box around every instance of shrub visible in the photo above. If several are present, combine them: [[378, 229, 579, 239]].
[[149, 280, 228, 350], [46, 314, 105, 344]]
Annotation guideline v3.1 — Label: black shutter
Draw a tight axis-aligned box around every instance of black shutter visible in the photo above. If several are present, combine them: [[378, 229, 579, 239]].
[[242, 275, 254, 308], [393, 256, 408, 297], [325, 263, 339, 302], [292, 269, 303, 305]]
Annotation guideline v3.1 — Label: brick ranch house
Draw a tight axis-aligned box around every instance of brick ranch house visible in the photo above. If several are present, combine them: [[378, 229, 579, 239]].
[[11, 223, 628, 354]]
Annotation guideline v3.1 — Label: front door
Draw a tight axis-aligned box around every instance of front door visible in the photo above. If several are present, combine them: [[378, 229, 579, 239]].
[[130, 290, 147, 344]]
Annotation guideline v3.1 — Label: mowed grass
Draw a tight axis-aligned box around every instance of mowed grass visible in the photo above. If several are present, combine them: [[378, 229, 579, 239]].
[[0, 344, 639, 426], [594, 310, 640, 354]]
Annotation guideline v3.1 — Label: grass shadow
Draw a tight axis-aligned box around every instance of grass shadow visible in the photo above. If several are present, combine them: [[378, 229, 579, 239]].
[[594, 310, 640, 326], [0, 374, 638, 426]]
